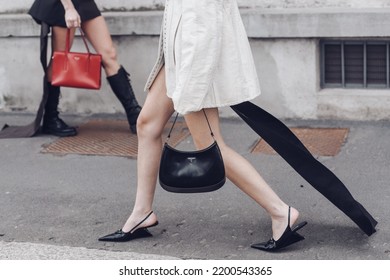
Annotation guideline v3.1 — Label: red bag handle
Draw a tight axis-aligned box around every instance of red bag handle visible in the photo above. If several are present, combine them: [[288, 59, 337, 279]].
[[65, 28, 92, 54]]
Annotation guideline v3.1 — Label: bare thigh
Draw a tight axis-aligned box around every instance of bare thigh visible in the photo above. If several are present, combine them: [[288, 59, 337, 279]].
[[81, 16, 120, 76], [137, 67, 175, 137]]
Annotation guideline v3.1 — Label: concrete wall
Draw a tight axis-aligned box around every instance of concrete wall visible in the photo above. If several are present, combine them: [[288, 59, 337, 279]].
[[2, 0, 390, 12], [1, 1, 390, 120]]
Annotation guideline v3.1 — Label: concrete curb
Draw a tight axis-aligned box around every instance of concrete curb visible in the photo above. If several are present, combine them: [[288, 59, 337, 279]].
[[0, 241, 179, 260]]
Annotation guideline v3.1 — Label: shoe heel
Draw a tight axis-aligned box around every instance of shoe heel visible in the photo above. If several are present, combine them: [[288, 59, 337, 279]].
[[283, 221, 307, 247], [280, 232, 305, 248], [132, 228, 153, 239], [292, 221, 307, 233], [251, 207, 307, 252], [291, 231, 305, 242]]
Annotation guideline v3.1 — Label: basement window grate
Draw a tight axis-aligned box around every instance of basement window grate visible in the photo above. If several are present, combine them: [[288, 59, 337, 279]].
[[321, 41, 389, 89]]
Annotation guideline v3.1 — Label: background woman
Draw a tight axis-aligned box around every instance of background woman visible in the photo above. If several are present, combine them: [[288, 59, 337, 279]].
[[28, 0, 142, 136]]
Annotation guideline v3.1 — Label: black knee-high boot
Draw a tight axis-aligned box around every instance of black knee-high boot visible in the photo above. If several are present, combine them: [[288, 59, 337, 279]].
[[42, 82, 77, 137], [107, 66, 141, 134]]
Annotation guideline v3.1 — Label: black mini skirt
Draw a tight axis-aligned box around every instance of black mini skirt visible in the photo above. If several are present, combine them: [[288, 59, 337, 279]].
[[28, 0, 101, 27]]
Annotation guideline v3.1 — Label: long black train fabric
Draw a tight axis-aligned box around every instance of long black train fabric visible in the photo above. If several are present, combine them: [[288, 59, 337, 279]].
[[230, 101, 377, 236], [0, 23, 50, 138]]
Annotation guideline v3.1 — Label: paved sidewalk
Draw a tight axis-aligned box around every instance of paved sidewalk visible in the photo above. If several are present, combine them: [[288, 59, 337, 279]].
[[0, 241, 178, 260], [0, 112, 389, 260]]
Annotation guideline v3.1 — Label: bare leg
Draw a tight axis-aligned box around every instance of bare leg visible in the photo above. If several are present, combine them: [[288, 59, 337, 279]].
[[81, 16, 120, 77], [82, 16, 141, 134], [47, 26, 75, 81], [106, 66, 298, 240], [184, 109, 299, 240], [121, 67, 174, 232]]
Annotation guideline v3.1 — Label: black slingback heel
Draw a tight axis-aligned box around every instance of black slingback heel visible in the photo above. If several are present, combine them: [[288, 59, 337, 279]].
[[98, 211, 158, 242], [251, 206, 307, 252]]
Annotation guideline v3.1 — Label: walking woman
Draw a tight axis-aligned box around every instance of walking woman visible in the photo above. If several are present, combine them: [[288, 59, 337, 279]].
[[0, 0, 141, 138], [32, 0, 142, 135], [98, 0, 308, 251]]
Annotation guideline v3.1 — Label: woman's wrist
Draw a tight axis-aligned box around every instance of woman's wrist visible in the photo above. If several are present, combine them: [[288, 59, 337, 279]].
[[61, 0, 75, 11], [61, 0, 81, 28]]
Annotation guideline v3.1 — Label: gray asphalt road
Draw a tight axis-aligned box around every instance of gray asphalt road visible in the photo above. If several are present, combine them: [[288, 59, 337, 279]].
[[0, 113, 388, 260]]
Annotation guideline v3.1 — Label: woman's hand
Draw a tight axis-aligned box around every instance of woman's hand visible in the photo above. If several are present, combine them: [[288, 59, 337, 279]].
[[64, 7, 81, 28]]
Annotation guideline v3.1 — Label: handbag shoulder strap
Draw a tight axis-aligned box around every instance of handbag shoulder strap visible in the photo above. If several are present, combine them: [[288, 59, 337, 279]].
[[65, 28, 92, 54], [166, 109, 215, 142]]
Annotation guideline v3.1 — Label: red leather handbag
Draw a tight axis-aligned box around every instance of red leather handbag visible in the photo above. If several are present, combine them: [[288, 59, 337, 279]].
[[52, 28, 102, 89]]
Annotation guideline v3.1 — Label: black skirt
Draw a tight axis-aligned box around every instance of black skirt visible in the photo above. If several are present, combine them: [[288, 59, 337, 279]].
[[28, 0, 101, 27]]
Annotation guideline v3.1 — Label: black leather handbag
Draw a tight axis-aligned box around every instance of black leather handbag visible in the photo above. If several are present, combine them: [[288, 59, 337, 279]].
[[159, 111, 226, 193]]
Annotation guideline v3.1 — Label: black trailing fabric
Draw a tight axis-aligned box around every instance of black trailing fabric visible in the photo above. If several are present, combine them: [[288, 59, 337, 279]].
[[230, 101, 377, 236], [0, 23, 50, 139]]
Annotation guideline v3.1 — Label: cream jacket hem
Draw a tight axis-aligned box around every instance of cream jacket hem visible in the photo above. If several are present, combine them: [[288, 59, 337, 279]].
[[144, 0, 261, 115]]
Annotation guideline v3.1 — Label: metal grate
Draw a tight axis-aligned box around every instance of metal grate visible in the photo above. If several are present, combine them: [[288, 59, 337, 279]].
[[344, 44, 364, 85], [367, 44, 387, 85], [321, 40, 390, 88], [251, 128, 349, 157], [41, 119, 190, 158], [324, 44, 342, 84]]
